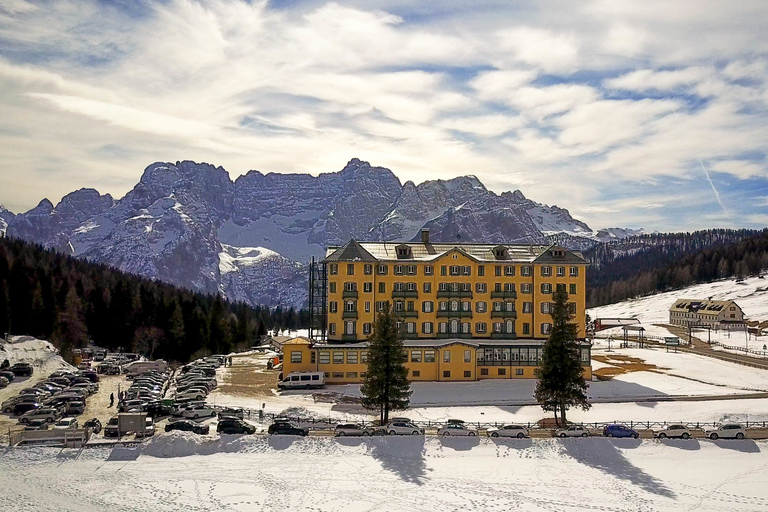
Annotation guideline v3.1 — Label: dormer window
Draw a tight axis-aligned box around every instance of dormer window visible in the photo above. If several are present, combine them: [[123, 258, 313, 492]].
[[551, 249, 565, 258], [493, 245, 508, 260], [396, 244, 412, 259]]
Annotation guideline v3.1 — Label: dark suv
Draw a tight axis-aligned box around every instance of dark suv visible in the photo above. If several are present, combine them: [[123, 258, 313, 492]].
[[166, 419, 210, 435], [9, 363, 33, 377], [13, 401, 40, 416], [217, 418, 256, 435], [268, 419, 309, 436]]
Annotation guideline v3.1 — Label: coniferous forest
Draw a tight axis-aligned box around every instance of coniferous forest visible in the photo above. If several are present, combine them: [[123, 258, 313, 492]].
[[0, 236, 308, 363], [586, 229, 768, 307]]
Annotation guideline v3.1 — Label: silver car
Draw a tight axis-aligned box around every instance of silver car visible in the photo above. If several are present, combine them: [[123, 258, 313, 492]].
[[438, 423, 478, 436], [385, 421, 424, 435], [654, 424, 692, 439], [554, 425, 590, 438], [335, 423, 377, 436], [487, 424, 529, 438], [18, 407, 60, 424], [704, 423, 746, 440]]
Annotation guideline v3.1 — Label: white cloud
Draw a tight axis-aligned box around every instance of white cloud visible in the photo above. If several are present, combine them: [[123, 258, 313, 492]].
[[710, 160, 768, 180], [469, 70, 539, 101], [508, 84, 599, 119], [495, 27, 579, 73], [605, 67, 713, 91], [1, 0, 768, 233]]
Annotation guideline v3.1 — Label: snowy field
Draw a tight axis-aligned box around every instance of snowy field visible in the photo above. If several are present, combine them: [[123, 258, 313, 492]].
[[202, 346, 768, 429], [588, 275, 768, 357], [2, 435, 768, 512], [588, 275, 768, 324]]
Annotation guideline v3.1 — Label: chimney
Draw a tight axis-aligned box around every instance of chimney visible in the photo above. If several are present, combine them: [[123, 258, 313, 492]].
[[421, 228, 430, 244]]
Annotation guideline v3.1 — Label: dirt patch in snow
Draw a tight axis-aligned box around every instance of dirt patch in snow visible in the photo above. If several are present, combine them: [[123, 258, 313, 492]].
[[215, 353, 279, 399], [592, 354, 667, 381]]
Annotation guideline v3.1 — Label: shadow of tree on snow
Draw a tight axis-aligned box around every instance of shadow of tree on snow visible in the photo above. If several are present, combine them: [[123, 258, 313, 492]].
[[562, 438, 675, 499], [368, 436, 429, 485], [712, 439, 761, 453]]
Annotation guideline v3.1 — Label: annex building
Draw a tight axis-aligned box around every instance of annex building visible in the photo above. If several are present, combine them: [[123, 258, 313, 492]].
[[284, 230, 592, 383], [669, 299, 745, 328]]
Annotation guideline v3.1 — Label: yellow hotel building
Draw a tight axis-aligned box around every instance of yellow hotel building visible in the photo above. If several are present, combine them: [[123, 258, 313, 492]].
[[283, 230, 592, 383]]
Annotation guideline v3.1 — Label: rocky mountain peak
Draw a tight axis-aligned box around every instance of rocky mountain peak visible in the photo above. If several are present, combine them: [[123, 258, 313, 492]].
[[509, 190, 527, 202], [33, 198, 55, 214], [4, 158, 627, 309]]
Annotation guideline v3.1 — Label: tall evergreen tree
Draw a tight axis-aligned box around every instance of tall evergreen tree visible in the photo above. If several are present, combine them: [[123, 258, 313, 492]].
[[534, 288, 590, 426], [360, 302, 412, 424]]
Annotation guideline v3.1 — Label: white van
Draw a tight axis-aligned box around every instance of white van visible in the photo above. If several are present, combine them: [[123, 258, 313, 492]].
[[124, 360, 169, 378], [277, 371, 326, 390]]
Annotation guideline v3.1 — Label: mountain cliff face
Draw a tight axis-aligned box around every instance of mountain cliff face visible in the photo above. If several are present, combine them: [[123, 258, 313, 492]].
[[3, 158, 616, 308], [0, 203, 15, 236]]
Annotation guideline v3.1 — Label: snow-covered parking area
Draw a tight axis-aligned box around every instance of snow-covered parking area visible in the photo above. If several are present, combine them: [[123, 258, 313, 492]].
[[2, 434, 768, 511]]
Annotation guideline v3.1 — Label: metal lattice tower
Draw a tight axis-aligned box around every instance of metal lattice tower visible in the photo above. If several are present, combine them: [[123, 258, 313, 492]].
[[308, 257, 327, 342]]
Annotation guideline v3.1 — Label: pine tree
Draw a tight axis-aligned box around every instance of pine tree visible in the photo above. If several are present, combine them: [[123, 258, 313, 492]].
[[534, 288, 590, 426], [360, 302, 412, 424]]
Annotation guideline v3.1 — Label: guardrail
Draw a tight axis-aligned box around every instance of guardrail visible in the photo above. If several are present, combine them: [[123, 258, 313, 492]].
[[202, 405, 768, 432], [8, 427, 90, 447]]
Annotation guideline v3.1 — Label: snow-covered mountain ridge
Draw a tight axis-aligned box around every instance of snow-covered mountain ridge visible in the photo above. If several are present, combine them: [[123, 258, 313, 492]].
[[2, 159, 634, 308]]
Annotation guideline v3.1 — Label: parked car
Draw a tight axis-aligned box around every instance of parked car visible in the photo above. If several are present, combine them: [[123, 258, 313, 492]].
[[83, 418, 102, 434], [219, 418, 257, 435], [0, 370, 15, 382], [438, 423, 478, 436], [217, 407, 245, 420], [118, 399, 147, 412], [137, 417, 156, 438], [654, 424, 692, 439], [19, 387, 50, 399], [9, 362, 33, 377], [175, 389, 207, 401], [166, 419, 210, 435], [66, 401, 86, 416], [2, 396, 23, 412], [173, 400, 207, 416], [0, 376, 8, 388], [146, 403, 175, 418], [335, 423, 376, 436], [53, 417, 79, 430], [487, 424, 529, 438], [704, 423, 746, 440], [13, 401, 40, 416], [103, 417, 120, 437], [182, 404, 217, 420], [267, 419, 307, 436], [603, 424, 639, 438], [385, 420, 424, 436], [18, 407, 60, 424], [554, 425, 590, 438], [24, 418, 51, 431]]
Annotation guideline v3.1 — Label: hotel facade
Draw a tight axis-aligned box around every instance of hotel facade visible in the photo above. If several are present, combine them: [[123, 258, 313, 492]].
[[283, 230, 592, 383]]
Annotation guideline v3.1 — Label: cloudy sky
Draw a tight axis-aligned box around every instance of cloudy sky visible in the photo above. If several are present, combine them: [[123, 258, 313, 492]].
[[1, 0, 767, 232]]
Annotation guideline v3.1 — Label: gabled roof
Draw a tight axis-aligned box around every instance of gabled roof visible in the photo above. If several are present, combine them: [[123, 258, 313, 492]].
[[323, 239, 378, 263], [532, 244, 587, 264], [324, 240, 587, 264], [670, 299, 742, 314]]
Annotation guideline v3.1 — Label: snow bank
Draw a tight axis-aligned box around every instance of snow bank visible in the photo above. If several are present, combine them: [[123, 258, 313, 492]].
[[0, 335, 74, 374]]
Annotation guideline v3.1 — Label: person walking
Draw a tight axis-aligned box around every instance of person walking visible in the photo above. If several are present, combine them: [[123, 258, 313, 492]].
[[109, 392, 114, 408]]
